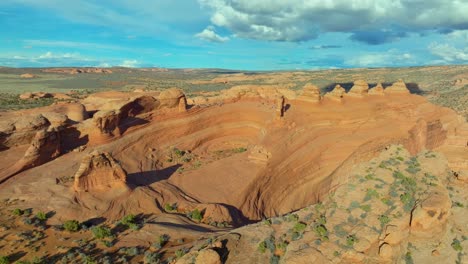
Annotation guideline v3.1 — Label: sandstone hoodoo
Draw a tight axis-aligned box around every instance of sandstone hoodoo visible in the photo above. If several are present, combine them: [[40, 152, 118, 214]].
[[324, 84, 346, 101], [275, 95, 285, 118], [74, 151, 128, 192], [347, 79, 369, 97], [369, 82, 385, 95], [385, 79, 410, 94], [297, 83, 321, 103]]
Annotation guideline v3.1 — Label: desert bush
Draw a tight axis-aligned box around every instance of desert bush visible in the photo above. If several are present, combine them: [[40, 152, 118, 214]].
[[63, 220, 80, 232], [378, 215, 391, 227], [153, 234, 170, 249], [12, 208, 24, 216], [293, 222, 307, 233], [35, 212, 47, 221], [188, 209, 203, 222], [451, 238, 463, 251], [0, 256, 9, 264], [120, 214, 140, 230], [144, 251, 161, 264], [91, 226, 112, 239], [175, 248, 187, 259], [346, 235, 357, 247], [313, 224, 329, 241], [164, 203, 177, 212]]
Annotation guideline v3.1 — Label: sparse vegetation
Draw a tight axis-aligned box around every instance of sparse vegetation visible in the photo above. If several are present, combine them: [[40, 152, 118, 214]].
[[187, 208, 203, 222], [451, 238, 463, 251], [12, 208, 24, 216], [63, 220, 80, 232], [346, 235, 357, 247], [0, 256, 9, 264], [91, 226, 112, 239], [153, 234, 170, 249], [35, 211, 47, 221], [164, 203, 177, 212]]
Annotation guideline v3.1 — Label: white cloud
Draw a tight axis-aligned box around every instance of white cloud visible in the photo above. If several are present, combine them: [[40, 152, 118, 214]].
[[447, 30, 468, 43], [345, 50, 415, 67], [428, 43, 468, 62], [119, 60, 139, 68], [195, 26, 229, 42], [198, 0, 468, 42]]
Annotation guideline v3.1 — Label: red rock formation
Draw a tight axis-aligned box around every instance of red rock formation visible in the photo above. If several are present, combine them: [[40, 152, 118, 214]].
[[158, 88, 186, 109], [0, 127, 61, 183], [369, 83, 385, 95], [276, 95, 285, 118], [0, 114, 50, 148], [347, 80, 369, 97], [73, 151, 128, 192], [324, 84, 346, 101], [297, 83, 321, 103], [385, 79, 410, 94]]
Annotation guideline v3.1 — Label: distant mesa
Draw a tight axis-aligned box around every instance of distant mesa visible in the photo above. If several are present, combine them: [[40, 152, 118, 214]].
[[42, 67, 112, 74], [74, 151, 129, 192], [20, 73, 37, 78], [19, 91, 73, 100]]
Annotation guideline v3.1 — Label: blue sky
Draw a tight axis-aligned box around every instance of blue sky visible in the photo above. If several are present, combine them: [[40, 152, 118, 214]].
[[1, 0, 468, 70]]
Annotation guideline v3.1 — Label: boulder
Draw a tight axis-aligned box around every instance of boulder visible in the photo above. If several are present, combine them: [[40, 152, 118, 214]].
[[369, 83, 385, 95], [19, 92, 33, 99], [347, 80, 369, 97], [195, 249, 221, 264], [74, 151, 128, 192], [297, 83, 321, 103], [93, 110, 121, 136], [324, 85, 346, 102], [385, 80, 410, 94], [410, 187, 451, 237], [158, 88, 186, 109]]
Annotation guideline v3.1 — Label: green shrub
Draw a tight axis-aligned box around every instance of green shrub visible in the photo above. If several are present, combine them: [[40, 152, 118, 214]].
[[91, 226, 112, 239], [451, 238, 463, 251], [12, 208, 24, 216], [359, 204, 371, 212], [188, 209, 203, 222], [258, 241, 267, 253], [286, 213, 299, 222], [153, 234, 170, 249], [164, 203, 176, 212], [35, 212, 47, 221], [293, 222, 307, 233], [144, 251, 161, 263], [313, 224, 329, 241], [63, 220, 80, 232], [0, 256, 9, 264], [346, 235, 357, 247], [233, 147, 247, 153], [175, 249, 186, 259], [378, 215, 391, 226]]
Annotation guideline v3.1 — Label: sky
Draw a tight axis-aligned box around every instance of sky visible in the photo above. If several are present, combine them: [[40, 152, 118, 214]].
[[1, 0, 468, 70]]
